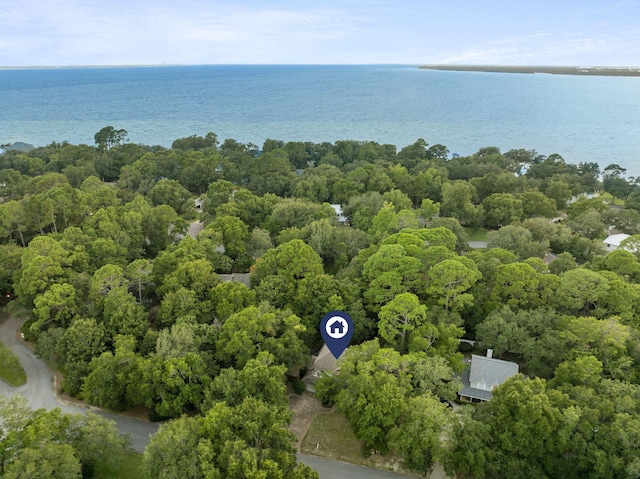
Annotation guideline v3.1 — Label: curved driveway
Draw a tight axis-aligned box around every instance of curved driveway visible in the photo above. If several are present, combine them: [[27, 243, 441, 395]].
[[1, 314, 415, 478], [0, 314, 158, 452]]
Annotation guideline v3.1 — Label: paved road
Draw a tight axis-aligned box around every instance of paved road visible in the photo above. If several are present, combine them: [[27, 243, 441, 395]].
[[0, 314, 159, 452], [299, 454, 416, 479], [1, 314, 415, 478]]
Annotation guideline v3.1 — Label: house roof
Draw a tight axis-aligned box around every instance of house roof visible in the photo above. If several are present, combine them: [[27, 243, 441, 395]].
[[469, 354, 519, 386], [459, 368, 493, 401], [604, 233, 630, 247], [330, 204, 347, 223], [459, 354, 519, 401], [312, 344, 339, 373]]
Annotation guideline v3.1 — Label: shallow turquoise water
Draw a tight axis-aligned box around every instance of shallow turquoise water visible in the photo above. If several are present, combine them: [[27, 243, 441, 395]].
[[1, 65, 639, 176]]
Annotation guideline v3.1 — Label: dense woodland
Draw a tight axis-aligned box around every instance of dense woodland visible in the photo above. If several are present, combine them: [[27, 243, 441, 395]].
[[2, 128, 640, 478]]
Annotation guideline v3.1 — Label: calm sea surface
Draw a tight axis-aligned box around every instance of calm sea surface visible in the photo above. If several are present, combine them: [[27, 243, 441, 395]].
[[1, 65, 639, 176]]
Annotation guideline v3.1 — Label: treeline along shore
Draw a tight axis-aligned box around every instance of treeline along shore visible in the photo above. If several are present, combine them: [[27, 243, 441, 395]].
[[419, 64, 640, 76]]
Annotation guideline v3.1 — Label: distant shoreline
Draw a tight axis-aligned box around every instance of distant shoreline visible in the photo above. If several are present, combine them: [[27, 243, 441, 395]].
[[419, 65, 640, 77], [0, 64, 177, 70]]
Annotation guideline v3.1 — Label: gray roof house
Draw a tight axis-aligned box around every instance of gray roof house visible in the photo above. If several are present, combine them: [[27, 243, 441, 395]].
[[603, 233, 632, 253], [302, 344, 341, 392], [459, 351, 519, 402], [330, 204, 348, 224]]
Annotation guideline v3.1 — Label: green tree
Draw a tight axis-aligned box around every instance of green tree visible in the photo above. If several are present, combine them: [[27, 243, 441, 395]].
[[548, 251, 578, 275], [56, 318, 106, 365], [378, 292, 427, 353], [246, 227, 274, 259], [252, 239, 324, 287], [4, 443, 81, 479], [560, 316, 632, 379], [333, 342, 413, 453], [263, 198, 335, 233], [602, 163, 633, 199], [24, 191, 56, 234], [441, 180, 483, 226], [94, 126, 127, 150], [202, 351, 288, 409], [0, 200, 27, 246], [605, 207, 640, 235], [519, 190, 558, 218], [543, 179, 572, 210], [487, 224, 549, 259], [147, 179, 194, 215], [102, 286, 148, 339], [82, 336, 139, 411], [247, 149, 296, 196], [206, 215, 249, 260], [31, 283, 79, 333], [216, 306, 309, 370], [14, 236, 70, 307], [117, 154, 158, 195], [80, 176, 120, 211], [125, 258, 152, 303], [475, 306, 566, 377], [565, 209, 607, 239], [409, 167, 447, 205], [210, 281, 256, 323], [388, 393, 452, 475], [482, 193, 523, 228], [0, 396, 128, 478], [554, 268, 610, 315], [342, 191, 384, 230], [136, 352, 211, 418], [425, 257, 481, 312], [172, 132, 218, 151], [566, 196, 608, 220], [157, 258, 219, 301], [66, 413, 131, 478], [143, 416, 202, 479], [157, 287, 200, 329], [292, 174, 330, 203], [0, 243, 22, 297], [361, 243, 424, 313], [200, 398, 318, 479], [488, 262, 541, 311], [145, 397, 318, 479]]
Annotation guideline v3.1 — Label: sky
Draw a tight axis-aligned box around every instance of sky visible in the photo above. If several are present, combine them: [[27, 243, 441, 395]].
[[1, 0, 639, 66]]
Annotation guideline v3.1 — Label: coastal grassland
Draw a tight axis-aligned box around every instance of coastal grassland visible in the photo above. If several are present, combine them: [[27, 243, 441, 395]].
[[464, 227, 489, 242], [301, 410, 407, 472], [0, 310, 26, 387], [94, 451, 146, 479], [600, 192, 625, 206], [0, 341, 26, 386]]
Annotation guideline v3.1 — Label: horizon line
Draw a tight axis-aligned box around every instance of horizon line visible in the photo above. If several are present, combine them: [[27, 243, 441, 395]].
[[3, 62, 640, 70]]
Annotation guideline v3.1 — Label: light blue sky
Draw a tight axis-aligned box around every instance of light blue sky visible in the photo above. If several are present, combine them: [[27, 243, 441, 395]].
[[1, 0, 639, 66]]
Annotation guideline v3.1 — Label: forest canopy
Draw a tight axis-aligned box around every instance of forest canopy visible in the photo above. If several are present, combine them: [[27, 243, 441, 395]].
[[2, 130, 640, 478]]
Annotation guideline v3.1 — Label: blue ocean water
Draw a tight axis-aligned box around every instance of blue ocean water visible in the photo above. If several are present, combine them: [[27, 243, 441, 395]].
[[1, 64, 639, 176]]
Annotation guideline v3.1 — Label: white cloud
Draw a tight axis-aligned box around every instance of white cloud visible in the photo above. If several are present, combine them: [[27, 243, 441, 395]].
[[436, 27, 640, 65], [0, 1, 367, 65], [1, 0, 639, 65]]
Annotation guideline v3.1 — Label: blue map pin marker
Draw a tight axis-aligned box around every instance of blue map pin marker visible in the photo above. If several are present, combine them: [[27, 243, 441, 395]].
[[320, 310, 354, 359]]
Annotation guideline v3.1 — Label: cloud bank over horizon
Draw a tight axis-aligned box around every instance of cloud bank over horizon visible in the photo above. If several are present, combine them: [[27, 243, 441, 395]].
[[1, 0, 639, 66]]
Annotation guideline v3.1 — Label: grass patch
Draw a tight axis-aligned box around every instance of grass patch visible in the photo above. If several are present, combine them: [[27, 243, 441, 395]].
[[0, 341, 26, 387], [600, 192, 625, 206], [94, 451, 146, 479], [464, 227, 489, 241], [300, 410, 406, 473], [301, 410, 364, 463]]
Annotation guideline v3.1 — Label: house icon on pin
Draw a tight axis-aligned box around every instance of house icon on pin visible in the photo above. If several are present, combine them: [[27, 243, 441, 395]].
[[329, 319, 345, 335]]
